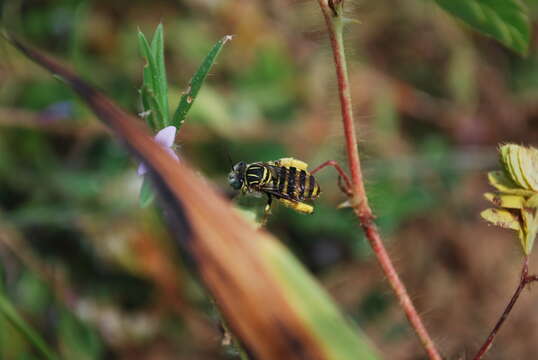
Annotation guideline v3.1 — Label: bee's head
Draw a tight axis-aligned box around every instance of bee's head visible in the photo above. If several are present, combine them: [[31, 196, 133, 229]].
[[228, 161, 246, 190]]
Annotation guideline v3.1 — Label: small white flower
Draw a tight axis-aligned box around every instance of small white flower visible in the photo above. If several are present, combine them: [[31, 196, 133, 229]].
[[137, 126, 179, 176]]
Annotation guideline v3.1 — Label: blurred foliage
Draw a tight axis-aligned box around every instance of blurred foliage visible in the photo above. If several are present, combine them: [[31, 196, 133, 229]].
[[1, 0, 538, 359], [433, 0, 530, 55]]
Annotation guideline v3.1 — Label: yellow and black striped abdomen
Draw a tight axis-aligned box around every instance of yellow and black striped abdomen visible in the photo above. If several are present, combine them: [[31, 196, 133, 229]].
[[276, 166, 320, 201]]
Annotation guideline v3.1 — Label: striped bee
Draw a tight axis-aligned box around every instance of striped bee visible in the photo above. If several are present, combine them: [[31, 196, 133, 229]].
[[228, 157, 321, 220]]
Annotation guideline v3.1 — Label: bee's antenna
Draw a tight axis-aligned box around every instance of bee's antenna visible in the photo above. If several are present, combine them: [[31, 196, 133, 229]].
[[227, 153, 234, 168]]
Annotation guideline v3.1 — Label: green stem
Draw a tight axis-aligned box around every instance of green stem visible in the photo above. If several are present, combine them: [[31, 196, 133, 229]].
[[0, 292, 60, 360]]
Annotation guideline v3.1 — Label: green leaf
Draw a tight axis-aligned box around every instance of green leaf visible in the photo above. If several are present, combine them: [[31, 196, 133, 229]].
[[149, 24, 169, 125], [137, 29, 166, 128], [171, 35, 232, 129], [0, 292, 59, 360], [59, 311, 102, 360], [140, 86, 164, 131], [264, 239, 379, 360], [139, 176, 155, 207], [434, 0, 530, 55]]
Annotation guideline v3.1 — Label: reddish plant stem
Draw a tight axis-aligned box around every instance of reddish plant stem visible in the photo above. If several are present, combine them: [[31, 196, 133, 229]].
[[317, 1, 442, 359], [473, 257, 538, 360]]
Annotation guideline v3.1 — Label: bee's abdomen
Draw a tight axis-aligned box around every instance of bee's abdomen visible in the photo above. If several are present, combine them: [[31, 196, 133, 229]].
[[278, 167, 320, 201]]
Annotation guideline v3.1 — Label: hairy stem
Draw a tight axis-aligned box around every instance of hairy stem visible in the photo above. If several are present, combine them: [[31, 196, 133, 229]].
[[317, 1, 442, 359], [473, 257, 537, 360]]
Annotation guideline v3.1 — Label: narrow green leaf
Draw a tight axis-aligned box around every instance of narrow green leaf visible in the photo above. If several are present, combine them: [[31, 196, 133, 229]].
[[0, 292, 59, 360], [150, 24, 169, 125], [434, 0, 530, 55], [171, 35, 232, 129], [139, 176, 155, 207], [140, 86, 161, 131], [138, 30, 165, 128]]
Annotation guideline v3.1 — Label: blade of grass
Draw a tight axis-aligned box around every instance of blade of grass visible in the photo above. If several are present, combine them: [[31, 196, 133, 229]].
[[139, 61, 158, 131], [171, 35, 232, 129], [137, 30, 166, 129], [0, 292, 59, 360], [140, 86, 164, 131], [149, 23, 169, 125]]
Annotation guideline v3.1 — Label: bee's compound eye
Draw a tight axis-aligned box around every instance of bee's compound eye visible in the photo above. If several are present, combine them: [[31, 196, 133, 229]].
[[233, 161, 246, 172]]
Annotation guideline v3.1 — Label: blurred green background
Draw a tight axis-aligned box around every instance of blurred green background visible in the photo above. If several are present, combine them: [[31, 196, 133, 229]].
[[1, 0, 538, 359]]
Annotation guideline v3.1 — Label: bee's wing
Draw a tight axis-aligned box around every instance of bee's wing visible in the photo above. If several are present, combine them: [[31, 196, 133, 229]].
[[260, 187, 298, 203]]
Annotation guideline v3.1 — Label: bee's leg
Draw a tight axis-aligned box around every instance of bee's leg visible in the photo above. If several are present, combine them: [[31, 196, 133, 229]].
[[262, 194, 273, 226], [311, 160, 352, 196], [280, 199, 314, 214], [337, 175, 352, 197]]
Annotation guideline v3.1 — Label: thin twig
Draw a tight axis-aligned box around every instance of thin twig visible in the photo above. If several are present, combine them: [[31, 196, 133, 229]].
[[473, 257, 538, 360], [316, 1, 442, 359]]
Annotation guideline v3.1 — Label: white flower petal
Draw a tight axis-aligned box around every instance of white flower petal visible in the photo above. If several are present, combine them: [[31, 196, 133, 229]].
[[154, 126, 176, 148], [137, 163, 148, 176], [164, 147, 180, 162]]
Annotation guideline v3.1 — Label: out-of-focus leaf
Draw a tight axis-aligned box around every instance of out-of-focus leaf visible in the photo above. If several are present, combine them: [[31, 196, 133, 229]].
[[434, 0, 530, 55], [6, 33, 379, 360], [186, 86, 234, 137], [265, 240, 378, 359], [171, 35, 232, 129], [59, 311, 102, 360], [139, 176, 155, 208], [0, 292, 59, 360]]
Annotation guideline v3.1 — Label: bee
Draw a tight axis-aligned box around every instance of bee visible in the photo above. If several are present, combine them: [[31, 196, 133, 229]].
[[228, 157, 321, 221]]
